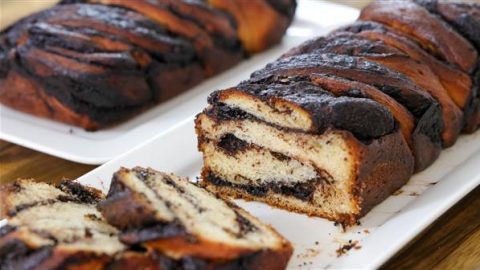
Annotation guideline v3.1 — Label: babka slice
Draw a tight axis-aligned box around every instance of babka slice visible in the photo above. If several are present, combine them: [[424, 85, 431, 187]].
[[98, 167, 293, 270], [195, 78, 415, 226], [0, 180, 127, 270]]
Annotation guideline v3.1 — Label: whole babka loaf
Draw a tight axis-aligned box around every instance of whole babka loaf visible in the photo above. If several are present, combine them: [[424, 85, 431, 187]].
[[195, 0, 480, 226], [0, 168, 292, 270], [0, 0, 296, 130]]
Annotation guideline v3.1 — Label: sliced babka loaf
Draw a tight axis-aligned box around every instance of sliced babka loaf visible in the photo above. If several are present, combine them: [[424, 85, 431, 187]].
[[196, 78, 415, 226], [98, 167, 293, 270], [0, 180, 127, 270], [195, 0, 480, 226]]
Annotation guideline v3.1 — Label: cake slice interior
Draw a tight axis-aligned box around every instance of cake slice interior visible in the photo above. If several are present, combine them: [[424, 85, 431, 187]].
[[0, 180, 125, 270], [195, 81, 415, 226], [99, 167, 293, 269]]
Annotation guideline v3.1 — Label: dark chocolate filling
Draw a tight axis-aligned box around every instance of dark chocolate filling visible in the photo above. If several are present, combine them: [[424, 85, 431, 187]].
[[7, 199, 57, 217], [217, 134, 249, 155], [211, 134, 334, 201], [0, 225, 16, 237], [0, 239, 53, 270], [133, 167, 208, 215], [57, 180, 103, 204], [119, 220, 186, 245], [233, 211, 257, 237], [217, 133, 292, 163], [206, 172, 325, 202], [5, 180, 101, 217]]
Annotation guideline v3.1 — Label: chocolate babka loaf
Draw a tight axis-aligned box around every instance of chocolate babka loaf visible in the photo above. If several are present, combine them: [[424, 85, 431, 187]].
[[0, 0, 296, 130], [99, 167, 293, 270], [195, 0, 480, 225]]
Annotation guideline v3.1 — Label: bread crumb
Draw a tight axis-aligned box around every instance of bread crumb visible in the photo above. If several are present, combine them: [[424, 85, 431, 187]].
[[296, 247, 320, 259], [336, 240, 361, 257]]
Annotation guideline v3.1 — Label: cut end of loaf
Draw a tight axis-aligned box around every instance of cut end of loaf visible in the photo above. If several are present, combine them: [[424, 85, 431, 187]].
[[99, 166, 293, 269], [0, 180, 125, 270], [195, 108, 414, 226]]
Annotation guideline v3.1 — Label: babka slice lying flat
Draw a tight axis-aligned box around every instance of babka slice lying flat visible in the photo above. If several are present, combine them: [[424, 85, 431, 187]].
[[0, 180, 128, 270], [195, 0, 480, 226], [99, 167, 293, 270]]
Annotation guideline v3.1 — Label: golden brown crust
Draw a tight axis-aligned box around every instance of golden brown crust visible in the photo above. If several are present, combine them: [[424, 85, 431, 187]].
[[107, 252, 160, 270], [351, 24, 473, 110], [144, 235, 292, 265], [337, 19, 478, 136], [0, 181, 18, 219], [364, 54, 463, 147], [308, 69, 439, 171], [359, 0, 478, 73], [282, 31, 462, 147], [207, 0, 294, 53], [98, 170, 160, 231], [0, 69, 101, 130], [351, 126, 415, 217]]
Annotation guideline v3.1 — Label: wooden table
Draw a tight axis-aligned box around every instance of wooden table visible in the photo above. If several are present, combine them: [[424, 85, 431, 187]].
[[1, 0, 479, 269]]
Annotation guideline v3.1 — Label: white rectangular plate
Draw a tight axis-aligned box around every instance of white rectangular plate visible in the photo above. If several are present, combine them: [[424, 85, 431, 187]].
[[77, 119, 480, 269], [0, 0, 359, 164]]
